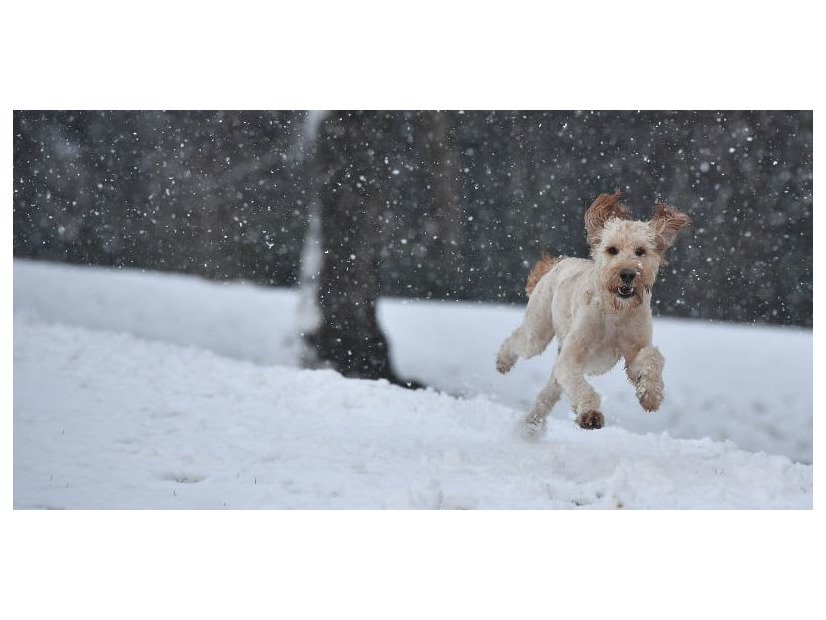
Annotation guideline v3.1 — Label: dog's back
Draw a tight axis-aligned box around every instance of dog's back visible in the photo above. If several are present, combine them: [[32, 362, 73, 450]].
[[525, 254, 564, 296]]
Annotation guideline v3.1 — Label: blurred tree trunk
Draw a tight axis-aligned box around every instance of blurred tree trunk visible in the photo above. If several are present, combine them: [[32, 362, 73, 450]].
[[420, 111, 465, 296], [311, 111, 415, 385]]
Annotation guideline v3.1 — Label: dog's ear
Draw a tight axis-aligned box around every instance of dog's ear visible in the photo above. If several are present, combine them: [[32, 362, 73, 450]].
[[650, 203, 691, 253], [584, 191, 628, 245]]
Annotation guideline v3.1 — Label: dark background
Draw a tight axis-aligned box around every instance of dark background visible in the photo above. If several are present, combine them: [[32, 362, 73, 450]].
[[13, 110, 813, 327]]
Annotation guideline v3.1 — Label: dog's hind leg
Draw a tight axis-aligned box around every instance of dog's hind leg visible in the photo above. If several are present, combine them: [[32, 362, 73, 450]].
[[495, 276, 555, 374], [519, 373, 562, 438]]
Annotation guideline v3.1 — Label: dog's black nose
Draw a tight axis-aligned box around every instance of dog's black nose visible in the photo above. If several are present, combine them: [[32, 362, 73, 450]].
[[619, 268, 636, 284]]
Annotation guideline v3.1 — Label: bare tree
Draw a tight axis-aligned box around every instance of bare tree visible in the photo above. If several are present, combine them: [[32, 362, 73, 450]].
[[309, 111, 420, 386], [419, 111, 465, 296]]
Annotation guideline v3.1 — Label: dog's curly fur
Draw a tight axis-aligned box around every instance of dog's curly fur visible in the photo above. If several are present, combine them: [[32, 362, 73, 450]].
[[496, 191, 690, 436]]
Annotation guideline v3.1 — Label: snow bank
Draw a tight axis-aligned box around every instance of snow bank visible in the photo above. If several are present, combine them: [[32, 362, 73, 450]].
[[13, 260, 812, 509]]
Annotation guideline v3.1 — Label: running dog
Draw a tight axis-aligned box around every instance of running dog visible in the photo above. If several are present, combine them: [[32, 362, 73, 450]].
[[496, 191, 690, 436]]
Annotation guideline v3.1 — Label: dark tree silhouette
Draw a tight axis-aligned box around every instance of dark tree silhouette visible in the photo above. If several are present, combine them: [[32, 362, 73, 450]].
[[311, 111, 419, 385]]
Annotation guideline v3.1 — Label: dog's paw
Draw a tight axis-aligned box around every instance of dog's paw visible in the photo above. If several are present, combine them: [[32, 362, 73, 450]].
[[630, 347, 664, 412], [495, 350, 517, 374], [518, 414, 546, 440], [636, 380, 663, 412], [576, 410, 604, 430]]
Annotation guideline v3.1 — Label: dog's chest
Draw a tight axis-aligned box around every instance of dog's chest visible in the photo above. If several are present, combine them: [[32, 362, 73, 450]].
[[583, 340, 622, 375], [582, 317, 625, 375]]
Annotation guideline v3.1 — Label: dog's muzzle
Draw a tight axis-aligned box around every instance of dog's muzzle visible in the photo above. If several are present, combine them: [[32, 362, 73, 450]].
[[619, 268, 636, 284], [617, 268, 636, 298]]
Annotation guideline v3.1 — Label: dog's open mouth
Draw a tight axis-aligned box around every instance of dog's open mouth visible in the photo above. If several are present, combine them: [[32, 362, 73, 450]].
[[616, 286, 636, 299]]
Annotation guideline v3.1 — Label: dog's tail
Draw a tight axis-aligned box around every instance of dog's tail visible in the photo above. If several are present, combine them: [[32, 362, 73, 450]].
[[525, 253, 563, 297]]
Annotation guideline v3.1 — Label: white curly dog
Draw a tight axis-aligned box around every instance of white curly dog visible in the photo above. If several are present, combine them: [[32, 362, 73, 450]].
[[496, 191, 691, 437]]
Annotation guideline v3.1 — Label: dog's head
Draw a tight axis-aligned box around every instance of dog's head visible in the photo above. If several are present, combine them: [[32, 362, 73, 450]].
[[584, 191, 691, 310]]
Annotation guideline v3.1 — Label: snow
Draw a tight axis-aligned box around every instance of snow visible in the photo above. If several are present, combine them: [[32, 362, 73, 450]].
[[13, 259, 812, 509]]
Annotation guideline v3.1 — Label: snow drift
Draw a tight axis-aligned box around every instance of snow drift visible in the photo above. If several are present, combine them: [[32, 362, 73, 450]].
[[13, 260, 812, 509]]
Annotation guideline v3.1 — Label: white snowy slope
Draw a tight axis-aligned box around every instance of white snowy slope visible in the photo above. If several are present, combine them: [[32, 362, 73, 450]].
[[13, 260, 813, 509]]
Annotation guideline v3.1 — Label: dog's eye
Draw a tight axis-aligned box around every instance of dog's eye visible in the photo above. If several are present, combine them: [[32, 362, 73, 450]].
[[635, 247, 646, 256], [606, 246, 618, 255]]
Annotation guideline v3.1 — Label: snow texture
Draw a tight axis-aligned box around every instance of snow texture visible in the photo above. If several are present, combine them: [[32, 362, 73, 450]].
[[13, 260, 812, 509]]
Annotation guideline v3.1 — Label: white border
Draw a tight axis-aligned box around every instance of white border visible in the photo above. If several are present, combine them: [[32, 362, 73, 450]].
[[4, 1, 820, 618]]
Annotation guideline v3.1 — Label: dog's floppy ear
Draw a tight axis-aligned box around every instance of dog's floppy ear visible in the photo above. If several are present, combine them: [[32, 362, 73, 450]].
[[584, 191, 628, 245], [650, 203, 691, 253]]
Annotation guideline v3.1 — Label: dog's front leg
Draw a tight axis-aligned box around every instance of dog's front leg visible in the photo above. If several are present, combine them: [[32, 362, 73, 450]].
[[554, 348, 604, 429], [625, 345, 665, 412]]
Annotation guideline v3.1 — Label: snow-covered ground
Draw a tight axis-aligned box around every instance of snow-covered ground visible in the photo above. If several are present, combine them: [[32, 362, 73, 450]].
[[13, 259, 812, 509]]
